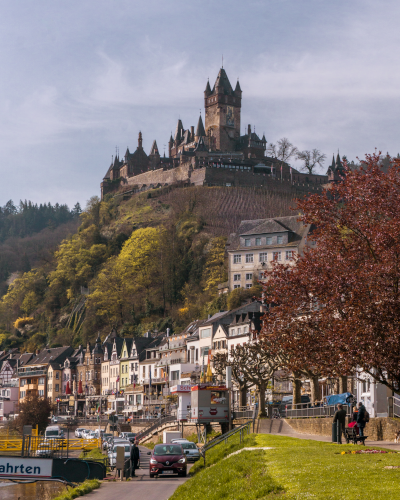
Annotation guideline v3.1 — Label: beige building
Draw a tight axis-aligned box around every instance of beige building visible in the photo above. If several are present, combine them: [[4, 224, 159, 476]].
[[47, 363, 63, 403], [226, 216, 311, 291]]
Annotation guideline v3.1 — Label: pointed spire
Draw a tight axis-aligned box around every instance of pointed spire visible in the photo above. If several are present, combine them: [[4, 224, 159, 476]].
[[138, 131, 143, 149], [195, 114, 206, 138], [174, 119, 184, 142], [205, 80, 212, 96], [149, 140, 159, 156], [336, 152, 343, 169], [235, 79, 242, 93], [213, 68, 233, 95], [169, 133, 174, 144], [331, 154, 335, 168]]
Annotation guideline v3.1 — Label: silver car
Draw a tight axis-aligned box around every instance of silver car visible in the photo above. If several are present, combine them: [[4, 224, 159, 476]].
[[108, 441, 132, 469], [181, 442, 201, 462]]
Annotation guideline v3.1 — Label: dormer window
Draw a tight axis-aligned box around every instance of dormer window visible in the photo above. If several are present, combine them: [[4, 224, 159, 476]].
[[266, 237, 272, 245], [244, 238, 251, 247], [277, 236, 283, 244]]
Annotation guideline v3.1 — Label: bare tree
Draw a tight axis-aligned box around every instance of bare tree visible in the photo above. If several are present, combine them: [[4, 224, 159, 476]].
[[296, 149, 326, 175], [266, 138, 298, 163], [213, 351, 251, 407]]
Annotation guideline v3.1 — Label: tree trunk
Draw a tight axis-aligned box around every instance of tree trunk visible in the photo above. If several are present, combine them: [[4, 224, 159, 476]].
[[239, 387, 247, 407], [292, 372, 302, 405], [310, 375, 321, 403], [338, 376, 348, 394], [258, 381, 267, 417]]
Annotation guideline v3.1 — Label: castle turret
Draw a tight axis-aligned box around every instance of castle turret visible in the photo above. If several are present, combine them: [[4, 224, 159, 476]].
[[138, 131, 143, 149], [195, 114, 206, 141], [174, 119, 184, 143], [204, 79, 212, 97]]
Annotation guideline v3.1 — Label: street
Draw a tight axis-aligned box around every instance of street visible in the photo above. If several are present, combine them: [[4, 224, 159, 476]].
[[85, 445, 193, 500]]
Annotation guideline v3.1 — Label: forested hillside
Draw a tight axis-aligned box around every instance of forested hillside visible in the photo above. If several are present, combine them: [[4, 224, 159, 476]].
[[0, 186, 298, 353]]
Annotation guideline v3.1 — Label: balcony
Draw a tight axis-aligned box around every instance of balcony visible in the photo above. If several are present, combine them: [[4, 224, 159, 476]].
[[156, 357, 187, 367], [17, 369, 46, 377], [28, 384, 38, 390], [143, 377, 167, 385]]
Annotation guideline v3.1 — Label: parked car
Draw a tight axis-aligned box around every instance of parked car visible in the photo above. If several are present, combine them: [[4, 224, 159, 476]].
[[75, 428, 87, 438], [170, 438, 190, 444], [108, 441, 132, 469], [45, 425, 64, 440], [35, 442, 55, 457], [148, 444, 187, 478], [119, 432, 138, 443], [180, 442, 200, 462]]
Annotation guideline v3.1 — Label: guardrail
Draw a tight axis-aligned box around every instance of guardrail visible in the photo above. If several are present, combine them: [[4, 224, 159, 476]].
[[285, 403, 352, 419], [0, 436, 102, 456]]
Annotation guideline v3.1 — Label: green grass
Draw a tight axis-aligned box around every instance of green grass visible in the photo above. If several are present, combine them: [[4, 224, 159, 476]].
[[169, 434, 400, 500], [78, 447, 106, 462], [51, 479, 101, 500]]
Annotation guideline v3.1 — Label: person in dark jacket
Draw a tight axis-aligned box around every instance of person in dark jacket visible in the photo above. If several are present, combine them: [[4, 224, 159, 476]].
[[356, 402, 366, 437], [130, 442, 140, 477], [333, 403, 347, 439]]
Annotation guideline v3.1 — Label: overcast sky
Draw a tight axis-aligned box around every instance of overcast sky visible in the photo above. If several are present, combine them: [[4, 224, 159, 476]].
[[1, 0, 399, 208]]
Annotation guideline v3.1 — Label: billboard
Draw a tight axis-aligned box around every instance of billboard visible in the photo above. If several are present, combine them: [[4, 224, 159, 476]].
[[0, 457, 52, 478]]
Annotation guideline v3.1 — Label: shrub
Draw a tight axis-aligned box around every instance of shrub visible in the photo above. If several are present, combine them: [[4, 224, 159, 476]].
[[14, 316, 34, 329]]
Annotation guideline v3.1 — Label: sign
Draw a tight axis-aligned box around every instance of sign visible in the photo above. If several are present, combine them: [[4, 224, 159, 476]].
[[170, 385, 191, 393], [0, 457, 52, 478]]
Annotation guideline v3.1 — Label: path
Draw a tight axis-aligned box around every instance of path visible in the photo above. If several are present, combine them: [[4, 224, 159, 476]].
[[256, 418, 400, 451], [85, 446, 191, 500]]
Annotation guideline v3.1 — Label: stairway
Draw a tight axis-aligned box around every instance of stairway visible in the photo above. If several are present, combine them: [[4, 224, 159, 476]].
[[255, 418, 297, 436]]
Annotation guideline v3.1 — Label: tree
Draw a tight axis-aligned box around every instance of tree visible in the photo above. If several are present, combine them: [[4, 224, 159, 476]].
[[266, 138, 298, 164], [15, 393, 54, 433], [263, 153, 400, 395], [296, 149, 326, 175], [213, 351, 252, 407]]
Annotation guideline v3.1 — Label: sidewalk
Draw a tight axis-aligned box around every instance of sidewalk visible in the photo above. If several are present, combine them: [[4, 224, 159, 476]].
[[256, 418, 400, 451]]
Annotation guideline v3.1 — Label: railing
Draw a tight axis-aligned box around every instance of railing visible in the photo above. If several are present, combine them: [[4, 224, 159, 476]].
[[201, 422, 251, 466], [388, 396, 400, 418], [233, 406, 254, 420], [156, 357, 187, 367], [285, 403, 352, 419], [0, 436, 102, 457], [17, 369, 47, 377], [136, 415, 176, 442]]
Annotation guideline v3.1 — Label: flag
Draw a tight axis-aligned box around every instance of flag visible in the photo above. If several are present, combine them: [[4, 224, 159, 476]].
[[133, 374, 137, 389], [116, 376, 120, 383]]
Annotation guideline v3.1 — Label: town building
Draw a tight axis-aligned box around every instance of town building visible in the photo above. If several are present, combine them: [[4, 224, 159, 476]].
[[226, 216, 312, 291]]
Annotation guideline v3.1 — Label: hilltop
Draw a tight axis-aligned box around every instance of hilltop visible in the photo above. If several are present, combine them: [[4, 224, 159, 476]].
[[0, 185, 299, 352]]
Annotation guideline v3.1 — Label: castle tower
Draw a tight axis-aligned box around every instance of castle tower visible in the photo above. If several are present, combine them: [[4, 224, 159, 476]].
[[204, 68, 242, 152]]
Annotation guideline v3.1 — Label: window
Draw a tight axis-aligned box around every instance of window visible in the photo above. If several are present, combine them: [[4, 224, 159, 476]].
[[273, 251, 282, 261], [277, 235, 283, 244], [245, 254, 253, 263], [38, 377, 44, 385], [256, 238, 261, 246], [195, 349, 198, 361], [244, 326, 248, 333], [200, 347, 209, 357], [230, 329, 235, 336], [201, 328, 211, 339], [233, 254, 241, 264], [259, 252, 267, 263], [55, 384, 59, 392], [233, 274, 241, 281], [143, 366, 146, 376], [135, 363, 138, 370], [286, 250, 295, 260], [171, 370, 180, 381], [233, 284, 240, 289], [245, 284, 252, 289], [244, 238, 251, 247], [245, 273, 253, 281], [137, 395, 142, 404], [266, 237, 272, 245], [237, 328, 242, 335], [131, 363, 134, 371]]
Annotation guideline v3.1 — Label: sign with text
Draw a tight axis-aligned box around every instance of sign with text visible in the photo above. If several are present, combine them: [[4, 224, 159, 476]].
[[0, 457, 53, 478], [170, 385, 191, 393]]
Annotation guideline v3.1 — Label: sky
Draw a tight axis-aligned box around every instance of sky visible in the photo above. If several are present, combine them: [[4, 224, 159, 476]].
[[1, 0, 399, 208]]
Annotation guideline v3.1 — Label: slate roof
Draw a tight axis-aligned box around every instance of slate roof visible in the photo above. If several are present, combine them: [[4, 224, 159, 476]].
[[26, 346, 74, 367], [211, 68, 234, 95], [149, 140, 159, 156], [195, 115, 205, 137]]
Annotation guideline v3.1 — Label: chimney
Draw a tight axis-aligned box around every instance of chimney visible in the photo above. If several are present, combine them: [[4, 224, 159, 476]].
[[190, 126, 194, 141], [248, 124, 251, 135], [166, 328, 170, 337]]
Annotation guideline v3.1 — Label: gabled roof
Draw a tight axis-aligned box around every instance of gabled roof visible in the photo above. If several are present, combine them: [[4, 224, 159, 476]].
[[239, 218, 294, 236], [26, 346, 74, 367], [149, 140, 159, 156], [120, 338, 133, 358]]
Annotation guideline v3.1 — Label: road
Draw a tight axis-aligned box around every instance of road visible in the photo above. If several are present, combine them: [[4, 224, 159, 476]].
[[85, 446, 192, 500]]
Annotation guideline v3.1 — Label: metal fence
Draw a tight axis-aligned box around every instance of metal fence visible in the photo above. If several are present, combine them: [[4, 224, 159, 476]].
[[0, 435, 101, 457], [286, 403, 352, 419]]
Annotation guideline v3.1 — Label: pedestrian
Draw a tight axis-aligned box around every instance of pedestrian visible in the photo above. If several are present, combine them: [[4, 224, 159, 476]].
[[356, 402, 367, 438], [130, 441, 140, 477], [333, 403, 347, 440]]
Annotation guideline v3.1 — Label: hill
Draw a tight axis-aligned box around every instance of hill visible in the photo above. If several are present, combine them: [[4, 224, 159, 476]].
[[0, 185, 299, 352]]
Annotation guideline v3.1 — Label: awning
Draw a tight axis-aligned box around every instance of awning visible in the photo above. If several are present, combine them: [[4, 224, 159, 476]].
[[104, 410, 114, 415]]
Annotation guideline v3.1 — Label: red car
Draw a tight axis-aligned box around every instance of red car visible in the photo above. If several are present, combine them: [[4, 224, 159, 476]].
[[148, 444, 187, 478]]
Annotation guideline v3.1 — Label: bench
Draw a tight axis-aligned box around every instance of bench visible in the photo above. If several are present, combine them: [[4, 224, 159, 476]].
[[345, 427, 367, 445]]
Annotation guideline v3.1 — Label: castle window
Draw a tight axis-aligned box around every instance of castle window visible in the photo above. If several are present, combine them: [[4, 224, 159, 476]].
[[266, 237, 272, 245], [244, 239, 251, 247], [245, 254, 253, 263], [256, 238, 261, 246], [233, 274, 241, 281], [246, 273, 253, 281], [277, 236, 283, 244], [233, 254, 241, 264], [259, 252, 268, 262]]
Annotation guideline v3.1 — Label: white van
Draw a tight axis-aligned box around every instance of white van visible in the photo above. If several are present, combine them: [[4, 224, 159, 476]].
[[45, 425, 64, 440]]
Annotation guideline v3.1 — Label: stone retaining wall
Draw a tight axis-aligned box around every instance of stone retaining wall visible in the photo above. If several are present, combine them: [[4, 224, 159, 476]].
[[285, 417, 400, 441]]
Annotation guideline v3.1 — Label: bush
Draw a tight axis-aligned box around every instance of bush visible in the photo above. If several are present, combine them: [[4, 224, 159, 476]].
[[52, 479, 101, 500], [14, 316, 34, 329]]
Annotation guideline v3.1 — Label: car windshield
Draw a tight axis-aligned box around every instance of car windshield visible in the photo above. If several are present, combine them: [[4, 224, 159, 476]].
[[46, 431, 59, 436], [181, 443, 197, 450], [125, 433, 136, 437], [154, 445, 182, 456]]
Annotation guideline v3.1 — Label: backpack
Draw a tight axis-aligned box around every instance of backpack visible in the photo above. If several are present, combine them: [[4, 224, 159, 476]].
[[364, 410, 370, 423]]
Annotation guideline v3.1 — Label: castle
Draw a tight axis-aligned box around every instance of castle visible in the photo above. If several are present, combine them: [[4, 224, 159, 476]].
[[101, 68, 339, 199]]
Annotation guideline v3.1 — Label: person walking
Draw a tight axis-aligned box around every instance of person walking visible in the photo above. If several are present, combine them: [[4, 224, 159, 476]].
[[333, 403, 347, 440], [356, 402, 367, 438], [130, 441, 140, 477]]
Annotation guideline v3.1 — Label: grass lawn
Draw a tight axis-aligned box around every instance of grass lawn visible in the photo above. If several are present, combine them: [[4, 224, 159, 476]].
[[169, 434, 400, 500]]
